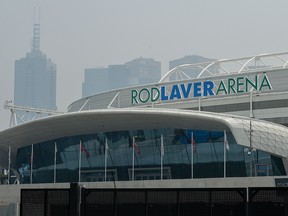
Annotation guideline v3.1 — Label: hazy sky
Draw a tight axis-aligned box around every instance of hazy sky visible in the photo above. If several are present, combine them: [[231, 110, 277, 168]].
[[1, 0, 288, 130]]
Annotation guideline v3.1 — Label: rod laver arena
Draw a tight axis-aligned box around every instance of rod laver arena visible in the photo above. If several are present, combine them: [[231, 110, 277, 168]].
[[2, 52, 288, 183], [131, 74, 272, 104], [2, 52, 288, 216]]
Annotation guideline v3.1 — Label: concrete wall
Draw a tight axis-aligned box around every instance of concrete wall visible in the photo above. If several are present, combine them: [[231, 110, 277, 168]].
[[0, 204, 19, 216]]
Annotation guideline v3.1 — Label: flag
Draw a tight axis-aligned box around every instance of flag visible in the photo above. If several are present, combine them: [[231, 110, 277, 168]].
[[134, 142, 141, 156], [30, 145, 34, 165], [224, 130, 230, 151], [80, 143, 90, 158], [191, 133, 196, 153]]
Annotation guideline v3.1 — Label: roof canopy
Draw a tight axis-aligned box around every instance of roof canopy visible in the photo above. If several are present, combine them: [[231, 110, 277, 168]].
[[1, 108, 288, 159], [160, 52, 288, 83]]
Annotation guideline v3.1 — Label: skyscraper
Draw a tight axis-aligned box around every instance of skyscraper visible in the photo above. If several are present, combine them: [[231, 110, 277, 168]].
[[14, 22, 57, 111], [169, 55, 214, 70], [126, 57, 161, 85], [82, 58, 161, 97], [82, 68, 109, 98], [108, 64, 130, 90]]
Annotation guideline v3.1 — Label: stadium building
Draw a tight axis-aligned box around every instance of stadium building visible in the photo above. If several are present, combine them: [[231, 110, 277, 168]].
[[2, 52, 288, 216]]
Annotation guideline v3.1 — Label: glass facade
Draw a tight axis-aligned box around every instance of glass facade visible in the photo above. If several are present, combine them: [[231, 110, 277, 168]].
[[16, 128, 286, 184]]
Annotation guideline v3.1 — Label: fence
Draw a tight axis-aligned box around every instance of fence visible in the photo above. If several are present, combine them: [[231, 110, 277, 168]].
[[20, 184, 288, 216]]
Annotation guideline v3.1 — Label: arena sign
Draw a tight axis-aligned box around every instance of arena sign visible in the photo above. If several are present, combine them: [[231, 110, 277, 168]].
[[131, 74, 272, 104]]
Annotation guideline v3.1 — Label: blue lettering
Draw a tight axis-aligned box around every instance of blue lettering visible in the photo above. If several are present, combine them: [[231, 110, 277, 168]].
[[170, 85, 181, 100], [180, 83, 192, 98], [161, 86, 168, 101], [203, 81, 215, 96], [193, 82, 202, 97]]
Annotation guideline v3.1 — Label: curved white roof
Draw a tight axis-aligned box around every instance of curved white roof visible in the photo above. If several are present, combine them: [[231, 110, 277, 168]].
[[1, 108, 288, 160], [160, 52, 288, 82]]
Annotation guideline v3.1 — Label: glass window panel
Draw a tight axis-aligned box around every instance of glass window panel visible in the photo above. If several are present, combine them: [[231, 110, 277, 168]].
[[16, 127, 286, 183]]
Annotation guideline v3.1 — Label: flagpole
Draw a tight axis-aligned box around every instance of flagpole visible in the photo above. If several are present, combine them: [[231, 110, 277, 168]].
[[132, 136, 135, 181], [160, 134, 164, 180], [8, 146, 11, 184], [191, 132, 194, 179], [30, 144, 33, 184], [104, 138, 108, 182], [224, 130, 226, 178], [54, 142, 57, 183], [79, 140, 82, 183]]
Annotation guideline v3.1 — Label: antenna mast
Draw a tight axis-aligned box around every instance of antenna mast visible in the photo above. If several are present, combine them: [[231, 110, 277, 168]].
[[32, 7, 40, 52]]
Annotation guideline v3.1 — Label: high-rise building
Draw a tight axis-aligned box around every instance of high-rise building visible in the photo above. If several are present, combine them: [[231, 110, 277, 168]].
[[108, 64, 130, 90], [82, 65, 129, 98], [169, 55, 214, 70], [14, 23, 57, 110], [82, 68, 109, 98], [126, 57, 161, 85], [82, 58, 161, 97]]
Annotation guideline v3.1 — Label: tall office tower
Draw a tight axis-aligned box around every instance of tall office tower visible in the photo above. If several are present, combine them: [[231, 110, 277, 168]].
[[14, 23, 57, 111], [82, 58, 161, 98], [126, 57, 161, 85], [108, 64, 130, 90], [169, 55, 215, 70], [82, 68, 109, 97], [82, 65, 129, 98], [169, 55, 215, 80]]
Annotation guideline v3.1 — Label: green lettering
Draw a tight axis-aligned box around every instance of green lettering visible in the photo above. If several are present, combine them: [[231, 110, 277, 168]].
[[131, 90, 139, 104], [259, 74, 272, 91], [245, 75, 258, 92], [237, 77, 244, 93], [139, 88, 150, 103], [216, 80, 227, 95], [151, 87, 160, 102], [228, 78, 236, 94]]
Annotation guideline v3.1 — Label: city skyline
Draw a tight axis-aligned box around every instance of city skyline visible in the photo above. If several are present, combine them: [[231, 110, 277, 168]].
[[1, 0, 288, 130], [82, 57, 161, 97]]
